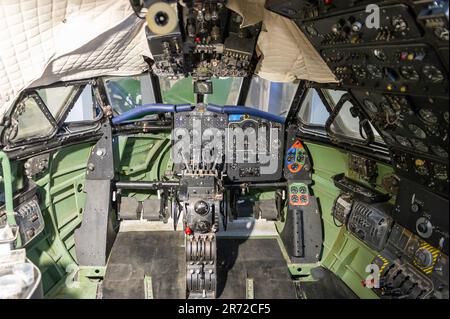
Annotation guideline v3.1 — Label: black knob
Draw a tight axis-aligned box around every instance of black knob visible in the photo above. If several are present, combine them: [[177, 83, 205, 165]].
[[196, 220, 211, 233], [194, 201, 210, 216], [417, 222, 428, 234], [411, 202, 421, 213]]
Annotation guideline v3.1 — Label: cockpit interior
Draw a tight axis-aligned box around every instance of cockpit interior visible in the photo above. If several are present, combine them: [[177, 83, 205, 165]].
[[0, 0, 448, 301]]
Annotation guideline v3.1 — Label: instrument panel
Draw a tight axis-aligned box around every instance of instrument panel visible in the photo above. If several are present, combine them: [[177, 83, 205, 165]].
[[289, 182, 310, 207], [301, 4, 422, 47], [394, 178, 449, 254], [323, 44, 448, 96], [352, 89, 449, 196], [226, 115, 284, 182], [284, 126, 313, 181], [173, 106, 284, 183], [373, 223, 449, 299], [0, 182, 44, 246]]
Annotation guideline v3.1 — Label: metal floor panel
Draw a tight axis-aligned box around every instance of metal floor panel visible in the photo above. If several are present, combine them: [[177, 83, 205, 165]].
[[102, 231, 185, 299], [217, 238, 297, 299], [101, 232, 297, 299], [295, 267, 358, 299]]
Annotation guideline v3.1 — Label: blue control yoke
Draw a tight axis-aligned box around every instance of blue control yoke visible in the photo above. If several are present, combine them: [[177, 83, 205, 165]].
[[112, 103, 286, 125]]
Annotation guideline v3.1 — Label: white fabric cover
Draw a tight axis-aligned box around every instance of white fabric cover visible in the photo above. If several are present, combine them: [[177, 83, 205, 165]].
[[227, 0, 338, 83], [0, 0, 151, 120], [0, 0, 336, 120]]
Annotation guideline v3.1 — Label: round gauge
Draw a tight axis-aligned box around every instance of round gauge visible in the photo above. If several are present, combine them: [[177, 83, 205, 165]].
[[434, 164, 448, 181], [434, 27, 449, 41], [352, 64, 367, 79], [399, 65, 420, 82], [423, 65, 445, 83], [415, 159, 429, 176], [408, 124, 427, 139], [363, 99, 379, 113], [300, 195, 308, 204], [419, 109, 438, 125], [367, 64, 383, 80], [444, 112, 449, 124], [290, 186, 299, 194], [373, 49, 387, 61], [395, 135, 412, 147], [299, 186, 308, 194], [431, 145, 448, 158], [411, 138, 429, 153]]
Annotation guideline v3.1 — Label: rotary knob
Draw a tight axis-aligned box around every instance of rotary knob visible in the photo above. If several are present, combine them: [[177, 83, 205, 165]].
[[416, 217, 433, 239], [414, 247, 434, 268], [196, 220, 211, 233], [194, 201, 210, 216]]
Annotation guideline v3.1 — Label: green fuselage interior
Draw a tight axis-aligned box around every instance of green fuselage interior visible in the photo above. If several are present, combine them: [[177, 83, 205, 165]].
[[8, 133, 391, 299]]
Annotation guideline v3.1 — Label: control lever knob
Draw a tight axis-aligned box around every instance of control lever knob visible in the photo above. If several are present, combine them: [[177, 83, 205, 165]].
[[195, 200, 210, 216]]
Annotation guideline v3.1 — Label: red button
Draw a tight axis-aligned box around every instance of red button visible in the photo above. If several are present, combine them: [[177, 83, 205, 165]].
[[185, 227, 193, 235]]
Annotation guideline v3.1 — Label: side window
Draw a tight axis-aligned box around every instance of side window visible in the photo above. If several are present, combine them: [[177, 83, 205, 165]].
[[298, 89, 329, 126], [323, 89, 383, 142], [36, 86, 78, 122], [8, 95, 55, 142], [326, 91, 363, 140], [298, 88, 384, 144], [245, 77, 299, 119], [105, 74, 156, 115], [65, 85, 99, 123]]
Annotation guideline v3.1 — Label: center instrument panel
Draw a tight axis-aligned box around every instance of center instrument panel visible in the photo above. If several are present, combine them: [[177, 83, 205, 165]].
[[226, 114, 284, 182], [172, 105, 284, 182]]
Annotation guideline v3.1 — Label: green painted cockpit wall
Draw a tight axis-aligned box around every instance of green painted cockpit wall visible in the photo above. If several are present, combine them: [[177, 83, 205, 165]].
[[4, 134, 393, 299], [304, 142, 394, 299], [20, 133, 173, 297]]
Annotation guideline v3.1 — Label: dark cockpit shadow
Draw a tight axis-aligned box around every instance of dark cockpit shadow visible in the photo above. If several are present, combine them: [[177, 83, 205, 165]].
[[216, 224, 254, 299], [216, 192, 255, 299]]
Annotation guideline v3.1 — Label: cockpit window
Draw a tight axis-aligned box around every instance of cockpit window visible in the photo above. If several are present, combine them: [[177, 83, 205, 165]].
[[298, 89, 329, 126], [65, 85, 100, 123], [8, 94, 54, 143], [36, 86, 78, 122], [105, 74, 156, 115], [159, 76, 243, 106], [245, 77, 299, 119], [205, 77, 243, 105], [2, 82, 96, 146], [298, 88, 384, 144], [160, 77, 195, 104], [324, 90, 365, 140]]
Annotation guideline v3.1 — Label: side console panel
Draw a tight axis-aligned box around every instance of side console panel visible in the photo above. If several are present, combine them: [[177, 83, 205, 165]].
[[393, 179, 449, 254], [281, 131, 323, 263]]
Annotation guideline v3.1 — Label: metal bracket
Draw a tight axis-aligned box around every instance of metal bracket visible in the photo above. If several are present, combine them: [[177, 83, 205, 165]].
[[74, 122, 118, 266]]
